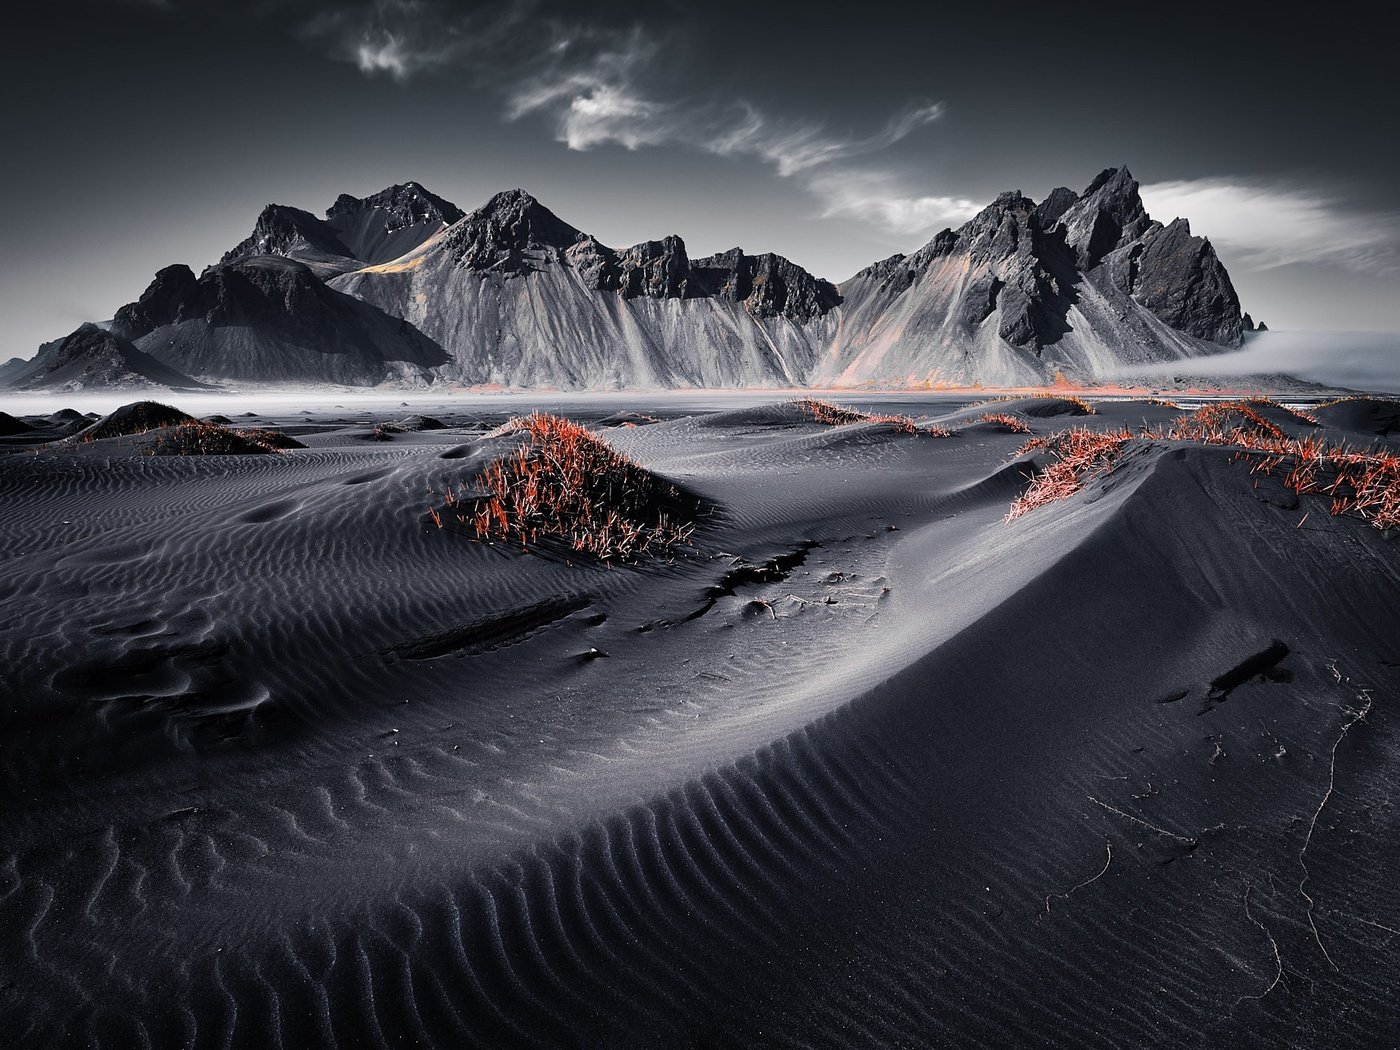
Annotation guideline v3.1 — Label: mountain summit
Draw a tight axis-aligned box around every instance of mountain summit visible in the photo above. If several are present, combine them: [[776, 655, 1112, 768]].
[[325, 181, 465, 266], [221, 180, 466, 276]]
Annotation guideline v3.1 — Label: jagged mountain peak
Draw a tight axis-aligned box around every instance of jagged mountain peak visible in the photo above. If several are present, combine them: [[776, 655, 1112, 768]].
[[323, 181, 464, 267], [474, 188, 580, 236], [1082, 163, 1136, 196], [688, 247, 842, 322], [326, 181, 464, 234], [441, 189, 585, 273], [1034, 187, 1080, 228], [1059, 165, 1153, 269], [220, 204, 355, 271]]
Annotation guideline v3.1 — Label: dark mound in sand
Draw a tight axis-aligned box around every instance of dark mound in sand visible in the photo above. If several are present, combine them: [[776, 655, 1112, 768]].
[[1315, 396, 1400, 437], [74, 400, 195, 440], [0, 411, 33, 435], [144, 422, 301, 455], [394, 413, 448, 431], [1000, 394, 1098, 417]]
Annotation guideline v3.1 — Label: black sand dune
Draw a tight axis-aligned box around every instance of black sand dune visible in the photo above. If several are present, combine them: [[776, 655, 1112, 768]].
[[0, 397, 1397, 1047], [1314, 396, 1400, 437]]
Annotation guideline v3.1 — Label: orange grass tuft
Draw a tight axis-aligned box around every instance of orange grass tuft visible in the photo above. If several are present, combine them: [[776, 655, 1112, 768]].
[[1005, 426, 1134, 521], [442, 413, 698, 561], [1186, 429, 1399, 531], [791, 398, 928, 434], [1172, 399, 1286, 441], [1316, 394, 1400, 409], [1004, 412, 1400, 531], [978, 412, 1033, 434]]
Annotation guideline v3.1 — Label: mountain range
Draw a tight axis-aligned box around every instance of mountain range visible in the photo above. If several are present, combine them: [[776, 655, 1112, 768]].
[[5, 169, 1254, 390]]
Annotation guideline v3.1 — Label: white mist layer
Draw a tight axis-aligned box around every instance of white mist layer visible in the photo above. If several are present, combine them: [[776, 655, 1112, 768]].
[[1116, 330, 1400, 393]]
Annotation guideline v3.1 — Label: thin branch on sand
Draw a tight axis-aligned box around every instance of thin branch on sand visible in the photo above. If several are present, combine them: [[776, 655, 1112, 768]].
[[1086, 795, 1197, 845], [1045, 840, 1113, 914], [1298, 674, 1375, 973], [1235, 884, 1286, 1007]]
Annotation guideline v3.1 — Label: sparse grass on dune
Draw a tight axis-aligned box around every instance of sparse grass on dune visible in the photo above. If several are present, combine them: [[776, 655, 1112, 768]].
[[146, 421, 303, 455], [1316, 394, 1400, 409], [978, 412, 1033, 434], [432, 413, 698, 562], [1004, 412, 1399, 530], [1173, 399, 1287, 440], [965, 394, 1095, 415], [1005, 427, 1134, 521], [791, 398, 951, 435], [237, 427, 304, 451], [1192, 429, 1399, 530], [1172, 398, 1318, 440]]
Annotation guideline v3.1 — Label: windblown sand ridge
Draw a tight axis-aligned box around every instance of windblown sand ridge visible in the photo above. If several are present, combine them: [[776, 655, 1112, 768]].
[[1, 396, 1397, 1047]]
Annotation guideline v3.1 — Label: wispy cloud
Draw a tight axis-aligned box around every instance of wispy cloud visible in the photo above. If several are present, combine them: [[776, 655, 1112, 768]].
[[296, 1, 961, 238], [804, 167, 981, 234], [504, 36, 947, 185], [300, 0, 533, 84], [1141, 178, 1400, 273], [699, 101, 945, 177]]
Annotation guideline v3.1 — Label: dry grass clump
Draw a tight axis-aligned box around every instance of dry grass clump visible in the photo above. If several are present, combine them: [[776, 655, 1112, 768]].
[[239, 427, 304, 450], [1172, 400, 1288, 441], [1177, 397, 1318, 435], [1059, 395, 1098, 415], [1003, 412, 1399, 530], [792, 398, 923, 434], [1317, 395, 1399, 409], [1189, 429, 1399, 530], [1005, 426, 1135, 521], [432, 413, 698, 561], [146, 421, 302, 455], [978, 412, 1033, 434]]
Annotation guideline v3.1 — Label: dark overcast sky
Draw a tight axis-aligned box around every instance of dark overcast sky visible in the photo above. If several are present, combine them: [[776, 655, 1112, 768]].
[[2, 0, 1396, 358]]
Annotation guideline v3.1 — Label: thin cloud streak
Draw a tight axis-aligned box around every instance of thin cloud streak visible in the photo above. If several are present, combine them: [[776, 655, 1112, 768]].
[[806, 168, 981, 235]]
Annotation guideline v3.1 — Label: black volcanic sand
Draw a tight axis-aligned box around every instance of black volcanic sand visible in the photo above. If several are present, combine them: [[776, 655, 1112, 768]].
[[1, 397, 1398, 1048]]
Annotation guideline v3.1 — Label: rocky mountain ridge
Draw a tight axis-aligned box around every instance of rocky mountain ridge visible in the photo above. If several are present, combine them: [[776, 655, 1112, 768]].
[[10, 167, 1256, 389], [3, 323, 208, 391]]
